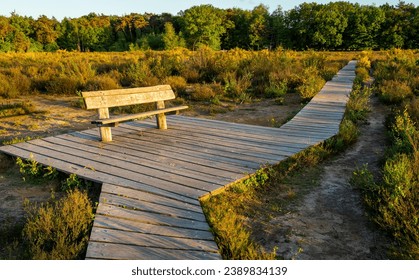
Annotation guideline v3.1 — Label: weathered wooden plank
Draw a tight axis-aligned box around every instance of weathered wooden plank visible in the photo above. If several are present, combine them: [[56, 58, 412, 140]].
[[58, 133, 243, 182], [86, 242, 221, 260], [132, 119, 312, 149], [105, 130, 268, 169], [117, 124, 296, 160], [92, 214, 214, 240], [96, 203, 210, 231], [101, 184, 202, 213], [82, 85, 175, 109], [38, 137, 223, 192], [92, 106, 188, 125], [89, 227, 219, 252], [80, 129, 261, 172], [99, 192, 207, 222], [123, 121, 304, 156], [22, 139, 211, 198], [51, 135, 234, 185]]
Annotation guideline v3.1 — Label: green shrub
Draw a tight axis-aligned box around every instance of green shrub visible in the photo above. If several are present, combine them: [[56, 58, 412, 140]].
[[346, 85, 372, 123], [190, 84, 218, 101], [23, 189, 94, 260], [223, 71, 253, 99], [16, 155, 58, 182], [46, 76, 81, 95], [296, 67, 325, 101], [84, 74, 120, 91], [164, 76, 187, 97], [379, 80, 413, 104]]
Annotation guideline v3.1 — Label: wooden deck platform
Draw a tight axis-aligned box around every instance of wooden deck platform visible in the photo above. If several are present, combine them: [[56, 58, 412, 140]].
[[0, 61, 356, 260]]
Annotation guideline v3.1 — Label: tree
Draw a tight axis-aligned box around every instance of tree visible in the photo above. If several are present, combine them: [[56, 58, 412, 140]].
[[180, 5, 229, 50], [249, 4, 270, 50], [270, 6, 287, 49], [312, 3, 348, 49], [221, 8, 251, 49], [33, 15, 60, 50], [162, 22, 185, 50]]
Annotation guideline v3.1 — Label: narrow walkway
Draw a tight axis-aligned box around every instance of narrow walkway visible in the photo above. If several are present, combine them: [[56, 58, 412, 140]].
[[0, 61, 356, 260]]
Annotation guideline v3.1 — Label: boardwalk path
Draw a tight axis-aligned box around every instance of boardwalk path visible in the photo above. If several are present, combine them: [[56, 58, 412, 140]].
[[0, 61, 356, 260]]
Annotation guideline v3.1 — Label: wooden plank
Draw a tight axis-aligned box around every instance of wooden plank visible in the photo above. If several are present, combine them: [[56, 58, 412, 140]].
[[92, 214, 214, 240], [89, 227, 219, 252], [57, 133, 243, 182], [38, 137, 223, 192], [92, 106, 188, 125], [50, 135, 234, 185], [117, 124, 296, 160], [96, 203, 210, 231], [80, 129, 261, 172], [86, 242, 221, 260], [124, 121, 304, 156], [20, 140, 211, 198], [99, 192, 207, 222], [101, 184, 203, 213], [82, 85, 172, 98], [82, 85, 175, 109]]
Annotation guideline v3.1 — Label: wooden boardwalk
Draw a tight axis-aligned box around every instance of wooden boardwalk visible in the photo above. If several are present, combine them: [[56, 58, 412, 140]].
[[0, 61, 356, 260]]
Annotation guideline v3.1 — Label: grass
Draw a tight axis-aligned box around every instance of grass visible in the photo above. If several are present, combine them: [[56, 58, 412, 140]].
[[0, 102, 37, 118]]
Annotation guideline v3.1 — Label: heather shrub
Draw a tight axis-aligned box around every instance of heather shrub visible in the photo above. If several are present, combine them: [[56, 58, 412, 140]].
[[190, 84, 217, 101], [223, 71, 253, 99], [23, 189, 93, 260], [296, 67, 325, 101], [164, 76, 187, 97], [84, 74, 120, 91], [46, 76, 81, 95], [379, 80, 413, 104]]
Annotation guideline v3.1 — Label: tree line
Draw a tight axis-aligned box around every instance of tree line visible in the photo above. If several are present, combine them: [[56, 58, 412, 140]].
[[0, 1, 418, 52]]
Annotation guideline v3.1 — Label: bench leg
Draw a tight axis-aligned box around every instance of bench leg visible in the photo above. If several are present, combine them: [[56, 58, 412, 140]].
[[156, 101, 167, 129], [98, 108, 113, 141], [100, 127, 112, 142]]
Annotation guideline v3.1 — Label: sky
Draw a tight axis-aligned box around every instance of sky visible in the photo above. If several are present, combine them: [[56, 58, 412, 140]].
[[0, 0, 413, 20]]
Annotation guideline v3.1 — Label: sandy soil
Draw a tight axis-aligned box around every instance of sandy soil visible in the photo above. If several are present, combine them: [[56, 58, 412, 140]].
[[0, 93, 391, 259]]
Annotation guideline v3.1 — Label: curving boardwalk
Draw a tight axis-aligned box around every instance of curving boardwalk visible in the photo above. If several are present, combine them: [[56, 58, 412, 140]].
[[0, 61, 356, 260]]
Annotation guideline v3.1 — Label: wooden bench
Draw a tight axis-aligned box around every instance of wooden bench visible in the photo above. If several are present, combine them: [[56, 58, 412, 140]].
[[82, 85, 188, 142]]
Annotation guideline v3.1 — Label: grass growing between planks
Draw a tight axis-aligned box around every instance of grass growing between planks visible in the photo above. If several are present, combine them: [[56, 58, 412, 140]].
[[201, 57, 372, 260]]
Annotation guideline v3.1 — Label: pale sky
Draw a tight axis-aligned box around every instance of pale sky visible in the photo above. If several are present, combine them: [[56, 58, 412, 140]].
[[0, 0, 413, 19]]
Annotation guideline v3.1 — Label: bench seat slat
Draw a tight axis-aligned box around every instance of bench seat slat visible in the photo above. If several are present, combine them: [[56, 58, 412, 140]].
[[92, 106, 189, 126], [84, 90, 175, 110]]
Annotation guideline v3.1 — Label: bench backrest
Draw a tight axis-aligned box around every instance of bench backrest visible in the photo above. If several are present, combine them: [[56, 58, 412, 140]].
[[82, 85, 175, 110]]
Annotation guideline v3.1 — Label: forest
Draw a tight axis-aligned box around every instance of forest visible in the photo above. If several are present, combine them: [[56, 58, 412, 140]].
[[0, 1, 418, 52]]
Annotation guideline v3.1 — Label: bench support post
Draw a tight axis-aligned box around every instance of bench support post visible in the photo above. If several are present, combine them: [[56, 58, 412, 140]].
[[98, 108, 113, 142], [156, 101, 167, 129]]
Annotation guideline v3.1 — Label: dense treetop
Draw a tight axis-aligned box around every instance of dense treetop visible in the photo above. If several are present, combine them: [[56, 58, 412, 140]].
[[0, 1, 417, 52]]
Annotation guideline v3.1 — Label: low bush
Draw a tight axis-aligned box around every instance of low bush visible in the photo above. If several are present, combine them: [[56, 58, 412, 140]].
[[23, 189, 94, 260], [84, 74, 120, 91], [379, 80, 413, 104], [163, 76, 188, 97], [190, 84, 218, 101], [296, 67, 325, 101]]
